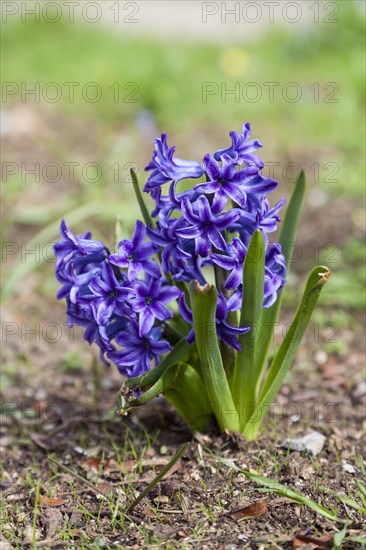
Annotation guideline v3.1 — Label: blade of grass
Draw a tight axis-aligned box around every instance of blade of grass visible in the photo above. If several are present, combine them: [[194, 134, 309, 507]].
[[354, 479, 366, 506], [333, 526, 348, 549], [357, 454, 366, 477], [232, 230, 265, 429], [320, 486, 366, 515], [254, 171, 306, 389], [219, 459, 347, 523], [125, 443, 188, 514], [32, 480, 41, 550], [48, 457, 115, 504]]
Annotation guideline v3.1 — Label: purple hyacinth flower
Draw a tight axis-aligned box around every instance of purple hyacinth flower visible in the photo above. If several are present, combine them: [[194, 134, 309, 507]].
[[66, 300, 116, 366], [147, 219, 192, 274], [177, 294, 195, 344], [263, 243, 286, 308], [149, 186, 179, 227], [266, 242, 286, 276], [108, 323, 171, 377], [54, 220, 108, 303], [214, 122, 264, 168], [87, 262, 132, 326], [178, 291, 249, 350], [231, 197, 286, 245], [54, 219, 107, 264], [130, 276, 181, 336], [211, 238, 247, 289], [194, 154, 260, 212], [176, 196, 241, 256], [215, 292, 250, 350], [144, 133, 204, 192], [109, 220, 160, 280]]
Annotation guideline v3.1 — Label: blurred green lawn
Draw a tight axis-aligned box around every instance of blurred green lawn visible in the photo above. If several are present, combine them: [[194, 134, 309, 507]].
[[2, 2, 364, 195], [1, 1, 365, 314]]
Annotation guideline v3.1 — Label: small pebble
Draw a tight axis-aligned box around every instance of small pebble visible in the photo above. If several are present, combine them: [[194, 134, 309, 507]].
[[314, 350, 327, 365], [353, 380, 366, 400], [342, 461, 355, 474], [281, 431, 326, 456]]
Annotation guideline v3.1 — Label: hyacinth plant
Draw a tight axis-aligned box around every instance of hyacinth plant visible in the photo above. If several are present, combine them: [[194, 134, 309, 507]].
[[54, 122, 330, 440]]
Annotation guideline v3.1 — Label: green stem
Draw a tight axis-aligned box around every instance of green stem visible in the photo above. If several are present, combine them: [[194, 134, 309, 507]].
[[130, 168, 153, 227]]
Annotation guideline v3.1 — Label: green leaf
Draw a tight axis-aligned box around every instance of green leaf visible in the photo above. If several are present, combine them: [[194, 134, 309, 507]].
[[232, 230, 265, 429], [189, 281, 239, 432], [246, 266, 330, 433], [165, 363, 212, 432], [122, 338, 192, 390], [254, 170, 306, 387], [130, 168, 152, 227]]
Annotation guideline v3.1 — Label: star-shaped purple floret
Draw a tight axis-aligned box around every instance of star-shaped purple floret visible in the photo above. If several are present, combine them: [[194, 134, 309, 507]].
[[263, 243, 286, 308], [214, 122, 264, 168], [231, 197, 286, 245], [144, 133, 204, 192], [176, 196, 241, 257], [109, 220, 160, 280], [194, 154, 261, 212], [211, 238, 247, 289], [130, 276, 181, 336], [215, 292, 250, 351], [178, 291, 249, 350], [108, 323, 171, 378], [87, 262, 132, 325]]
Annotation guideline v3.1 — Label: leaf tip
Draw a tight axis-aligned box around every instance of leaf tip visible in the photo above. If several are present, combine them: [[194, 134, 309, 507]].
[[318, 267, 331, 284], [193, 280, 212, 294]]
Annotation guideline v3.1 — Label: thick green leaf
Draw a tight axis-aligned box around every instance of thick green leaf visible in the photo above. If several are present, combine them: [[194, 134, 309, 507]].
[[232, 230, 265, 428], [130, 168, 152, 227], [245, 266, 330, 435], [254, 171, 306, 388], [165, 363, 212, 432], [122, 338, 192, 390], [189, 281, 239, 432], [121, 360, 211, 432]]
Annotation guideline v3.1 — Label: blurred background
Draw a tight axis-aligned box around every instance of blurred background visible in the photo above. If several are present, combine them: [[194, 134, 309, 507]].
[[1, 1, 365, 397]]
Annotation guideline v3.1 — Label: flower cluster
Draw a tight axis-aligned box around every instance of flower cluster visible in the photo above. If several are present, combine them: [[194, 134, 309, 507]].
[[144, 122, 286, 344], [54, 122, 286, 377], [54, 220, 179, 377]]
